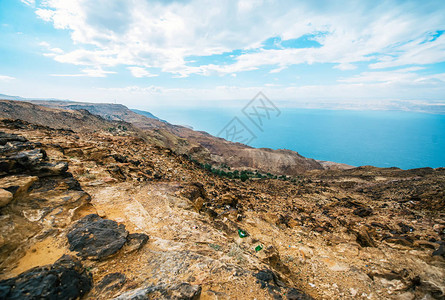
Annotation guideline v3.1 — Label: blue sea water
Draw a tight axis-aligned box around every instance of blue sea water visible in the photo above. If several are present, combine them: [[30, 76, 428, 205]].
[[146, 107, 445, 170]]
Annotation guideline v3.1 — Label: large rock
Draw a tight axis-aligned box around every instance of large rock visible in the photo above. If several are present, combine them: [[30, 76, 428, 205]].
[[0, 131, 27, 145], [67, 214, 129, 260], [0, 255, 92, 300]]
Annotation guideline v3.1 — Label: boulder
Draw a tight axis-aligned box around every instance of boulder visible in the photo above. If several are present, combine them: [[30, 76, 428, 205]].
[[0, 255, 92, 300], [67, 214, 128, 260]]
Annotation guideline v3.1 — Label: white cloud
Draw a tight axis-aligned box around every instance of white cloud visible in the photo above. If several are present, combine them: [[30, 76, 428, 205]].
[[39, 41, 50, 47], [33, 0, 445, 76], [127, 67, 158, 78], [39, 41, 65, 57], [99, 75, 445, 105], [369, 34, 445, 69], [51, 67, 116, 78], [0, 75, 15, 81], [338, 67, 426, 84], [21, 0, 35, 7], [334, 63, 357, 71]]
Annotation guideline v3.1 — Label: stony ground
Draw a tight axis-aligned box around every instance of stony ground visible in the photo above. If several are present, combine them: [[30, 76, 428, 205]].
[[0, 118, 444, 299]]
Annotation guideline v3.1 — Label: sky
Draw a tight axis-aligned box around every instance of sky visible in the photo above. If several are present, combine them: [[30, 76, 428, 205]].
[[0, 0, 445, 109]]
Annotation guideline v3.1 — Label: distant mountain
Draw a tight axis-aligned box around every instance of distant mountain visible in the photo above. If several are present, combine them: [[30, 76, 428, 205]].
[[0, 94, 26, 101], [0, 93, 72, 102], [131, 109, 167, 122], [0, 100, 138, 133]]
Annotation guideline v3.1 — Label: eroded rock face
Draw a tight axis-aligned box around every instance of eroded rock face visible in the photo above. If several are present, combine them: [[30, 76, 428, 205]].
[[0, 255, 92, 300], [67, 214, 129, 260], [0, 131, 91, 272]]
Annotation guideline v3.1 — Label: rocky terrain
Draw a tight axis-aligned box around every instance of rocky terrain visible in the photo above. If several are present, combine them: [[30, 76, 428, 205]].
[[28, 100, 326, 175], [0, 100, 444, 299]]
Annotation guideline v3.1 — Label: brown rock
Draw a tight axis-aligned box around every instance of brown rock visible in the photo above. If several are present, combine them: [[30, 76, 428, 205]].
[[355, 227, 376, 247], [0, 188, 13, 207], [220, 193, 237, 207], [384, 235, 413, 247], [413, 240, 438, 250], [0, 175, 38, 197], [193, 197, 205, 212]]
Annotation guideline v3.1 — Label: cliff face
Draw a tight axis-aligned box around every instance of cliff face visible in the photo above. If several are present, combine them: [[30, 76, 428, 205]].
[[0, 111, 444, 299]]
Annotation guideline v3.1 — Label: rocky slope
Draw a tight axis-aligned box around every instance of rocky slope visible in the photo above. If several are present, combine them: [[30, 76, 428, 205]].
[[28, 100, 326, 175], [0, 114, 443, 299]]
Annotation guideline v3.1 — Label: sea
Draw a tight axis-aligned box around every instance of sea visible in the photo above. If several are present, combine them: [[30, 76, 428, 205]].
[[145, 107, 445, 170]]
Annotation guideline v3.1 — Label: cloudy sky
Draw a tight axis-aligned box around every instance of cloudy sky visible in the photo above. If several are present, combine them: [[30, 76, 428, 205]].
[[0, 0, 444, 108]]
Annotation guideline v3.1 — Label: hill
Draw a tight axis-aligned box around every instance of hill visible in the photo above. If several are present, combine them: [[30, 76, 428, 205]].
[[26, 100, 327, 175]]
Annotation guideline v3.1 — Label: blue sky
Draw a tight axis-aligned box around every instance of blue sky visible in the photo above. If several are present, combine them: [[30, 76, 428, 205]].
[[0, 0, 444, 109]]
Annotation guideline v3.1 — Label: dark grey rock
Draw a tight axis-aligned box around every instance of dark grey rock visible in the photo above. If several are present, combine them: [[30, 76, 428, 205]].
[[254, 269, 312, 299], [0, 132, 27, 145], [0, 255, 91, 300], [432, 244, 445, 258], [67, 214, 128, 260], [123, 233, 149, 254]]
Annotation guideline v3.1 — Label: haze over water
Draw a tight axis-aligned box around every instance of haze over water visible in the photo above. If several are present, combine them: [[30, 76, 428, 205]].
[[149, 107, 445, 170]]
